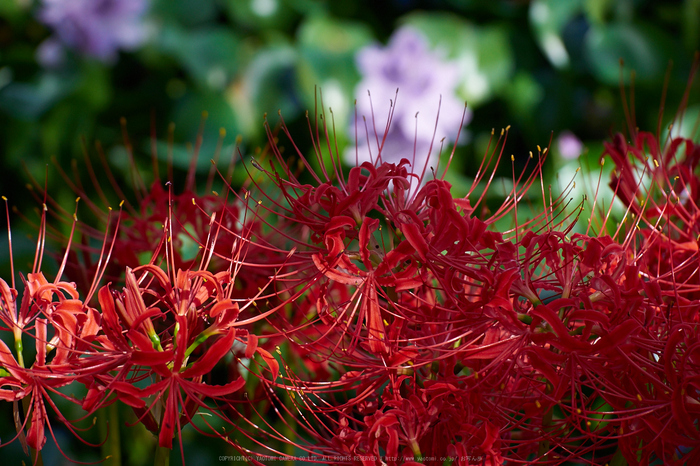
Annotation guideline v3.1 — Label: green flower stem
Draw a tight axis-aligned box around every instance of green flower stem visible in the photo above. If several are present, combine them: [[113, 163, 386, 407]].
[[14, 329, 24, 368], [184, 332, 211, 359], [409, 438, 423, 463], [100, 403, 122, 465], [537, 406, 553, 462], [610, 445, 628, 466], [154, 444, 170, 466]]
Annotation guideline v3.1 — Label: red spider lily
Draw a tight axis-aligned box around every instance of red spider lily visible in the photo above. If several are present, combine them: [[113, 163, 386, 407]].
[[246, 114, 472, 361], [94, 265, 242, 446], [601, 57, 700, 304], [0, 191, 121, 463], [79, 228, 288, 458], [604, 131, 700, 301], [581, 62, 700, 463], [241, 142, 427, 364], [235, 111, 502, 463], [0, 314, 95, 455], [247, 101, 591, 375], [240, 80, 700, 465], [1, 169, 292, 463]]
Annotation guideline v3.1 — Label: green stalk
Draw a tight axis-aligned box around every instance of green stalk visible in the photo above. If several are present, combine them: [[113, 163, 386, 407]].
[[609, 445, 627, 466], [154, 444, 170, 466], [14, 329, 24, 368], [409, 438, 423, 463], [281, 348, 296, 466], [100, 404, 122, 465], [537, 406, 553, 462]]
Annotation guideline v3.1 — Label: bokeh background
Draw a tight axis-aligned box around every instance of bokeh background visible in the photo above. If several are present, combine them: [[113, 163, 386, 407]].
[[0, 0, 698, 464]]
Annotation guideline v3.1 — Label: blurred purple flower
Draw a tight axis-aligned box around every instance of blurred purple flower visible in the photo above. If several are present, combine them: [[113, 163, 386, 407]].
[[349, 27, 469, 171], [36, 37, 66, 68], [37, 0, 148, 64], [557, 130, 583, 160]]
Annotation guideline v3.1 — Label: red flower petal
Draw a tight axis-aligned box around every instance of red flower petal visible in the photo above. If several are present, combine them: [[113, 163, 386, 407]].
[[256, 347, 279, 381]]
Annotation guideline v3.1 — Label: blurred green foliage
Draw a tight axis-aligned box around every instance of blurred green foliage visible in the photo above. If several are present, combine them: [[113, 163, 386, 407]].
[[1, 0, 697, 187]]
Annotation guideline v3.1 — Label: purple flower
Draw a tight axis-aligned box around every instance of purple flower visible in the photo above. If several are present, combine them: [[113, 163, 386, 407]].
[[349, 27, 469, 171], [37, 0, 148, 64], [557, 130, 583, 160]]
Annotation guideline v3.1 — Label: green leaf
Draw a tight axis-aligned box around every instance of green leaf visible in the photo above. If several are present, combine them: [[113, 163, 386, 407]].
[[529, 0, 584, 68], [583, 0, 615, 25], [610, 445, 628, 466], [588, 396, 614, 431], [75, 62, 112, 111], [503, 71, 544, 120], [0, 0, 26, 20], [298, 14, 374, 54], [295, 14, 373, 127], [0, 72, 76, 120], [531, 0, 584, 33], [584, 23, 672, 85], [152, 0, 218, 26], [683, 0, 700, 51], [159, 25, 240, 90], [167, 90, 240, 172], [243, 44, 300, 125], [669, 104, 700, 141], [220, 0, 298, 29]]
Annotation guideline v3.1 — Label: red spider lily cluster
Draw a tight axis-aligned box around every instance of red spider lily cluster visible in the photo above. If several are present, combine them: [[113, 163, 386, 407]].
[[0, 187, 286, 463], [1, 72, 699, 465]]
